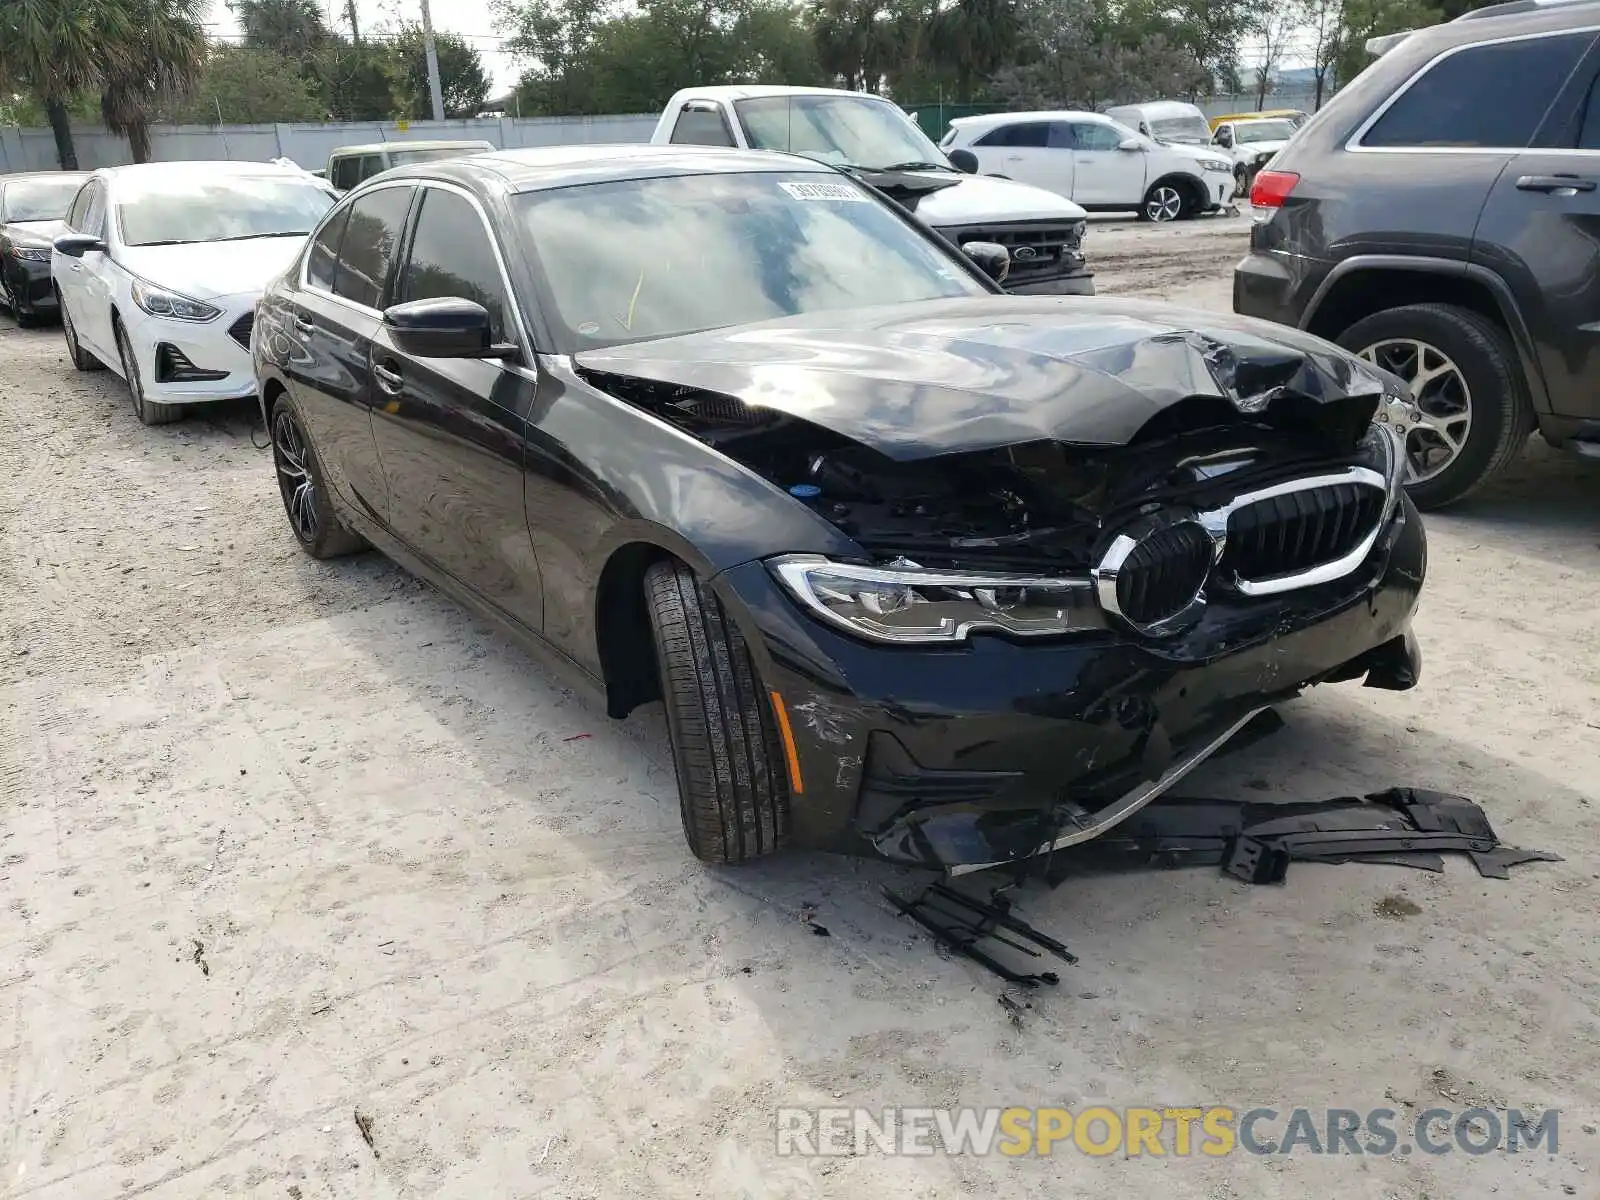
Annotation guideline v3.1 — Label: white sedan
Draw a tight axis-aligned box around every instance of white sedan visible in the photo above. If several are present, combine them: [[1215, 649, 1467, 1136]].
[[51, 161, 336, 425]]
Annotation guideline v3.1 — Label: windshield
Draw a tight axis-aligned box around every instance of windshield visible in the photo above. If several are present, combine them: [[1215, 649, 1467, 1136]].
[[116, 176, 335, 247], [513, 170, 986, 352], [1233, 120, 1295, 144], [3, 178, 84, 223], [735, 95, 950, 172], [1149, 116, 1212, 145], [389, 146, 489, 166]]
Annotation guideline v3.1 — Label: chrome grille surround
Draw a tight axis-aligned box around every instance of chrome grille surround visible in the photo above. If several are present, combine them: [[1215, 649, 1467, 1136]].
[[1094, 465, 1393, 636]]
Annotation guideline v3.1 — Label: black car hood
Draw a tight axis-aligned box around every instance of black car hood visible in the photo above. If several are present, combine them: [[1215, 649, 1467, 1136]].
[[573, 296, 1396, 461]]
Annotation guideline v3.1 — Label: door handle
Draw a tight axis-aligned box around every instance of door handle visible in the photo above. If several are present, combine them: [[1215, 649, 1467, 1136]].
[[1005, 154, 1023, 162], [69, 263, 82, 272], [293, 313, 315, 331], [1515, 174, 1597, 193], [373, 361, 403, 394]]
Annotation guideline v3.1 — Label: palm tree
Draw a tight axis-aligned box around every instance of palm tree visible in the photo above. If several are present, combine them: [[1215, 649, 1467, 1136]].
[[0, 0, 133, 168], [100, 0, 207, 162]]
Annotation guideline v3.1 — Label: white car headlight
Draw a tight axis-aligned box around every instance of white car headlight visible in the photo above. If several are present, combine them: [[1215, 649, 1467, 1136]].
[[769, 554, 1098, 644], [1199, 157, 1233, 173], [14, 243, 51, 262], [131, 278, 221, 323]]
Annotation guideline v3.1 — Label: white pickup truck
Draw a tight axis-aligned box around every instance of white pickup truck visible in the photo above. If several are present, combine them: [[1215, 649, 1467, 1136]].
[[650, 85, 1095, 295]]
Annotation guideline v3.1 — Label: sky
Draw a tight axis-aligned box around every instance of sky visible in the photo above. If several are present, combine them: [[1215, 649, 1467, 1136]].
[[204, 0, 525, 95]]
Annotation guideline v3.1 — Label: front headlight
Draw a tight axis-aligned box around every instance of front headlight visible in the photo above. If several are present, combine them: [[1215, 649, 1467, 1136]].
[[1199, 157, 1232, 173], [1358, 417, 1408, 520], [768, 554, 1098, 644], [14, 244, 51, 262], [131, 278, 221, 322]]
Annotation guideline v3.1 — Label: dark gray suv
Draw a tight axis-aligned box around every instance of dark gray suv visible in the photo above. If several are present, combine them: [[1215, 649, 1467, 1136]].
[[1235, 0, 1600, 507]]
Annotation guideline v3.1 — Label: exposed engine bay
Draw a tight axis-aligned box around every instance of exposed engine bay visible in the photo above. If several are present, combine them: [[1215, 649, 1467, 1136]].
[[583, 370, 1383, 572]]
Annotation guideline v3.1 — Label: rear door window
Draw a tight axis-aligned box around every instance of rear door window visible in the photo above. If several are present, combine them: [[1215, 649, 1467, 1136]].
[[332, 186, 413, 309], [669, 105, 736, 147], [1362, 31, 1595, 148], [974, 122, 1051, 148], [306, 205, 351, 292]]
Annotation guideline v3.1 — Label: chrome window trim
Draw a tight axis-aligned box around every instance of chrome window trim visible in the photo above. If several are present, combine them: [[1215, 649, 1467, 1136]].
[[1344, 25, 1600, 154]]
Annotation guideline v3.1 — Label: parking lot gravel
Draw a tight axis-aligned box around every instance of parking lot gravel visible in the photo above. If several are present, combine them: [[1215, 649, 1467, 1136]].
[[3, 212, 1598, 1199]]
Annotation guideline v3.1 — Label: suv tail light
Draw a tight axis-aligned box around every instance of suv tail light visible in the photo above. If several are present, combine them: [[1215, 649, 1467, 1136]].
[[1251, 169, 1300, 209]]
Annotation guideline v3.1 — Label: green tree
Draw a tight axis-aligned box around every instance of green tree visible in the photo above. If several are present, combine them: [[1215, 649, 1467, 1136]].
[[0, 0, 134, 167], [392, 25, 491, 118], [230, 0, 332, 65], [927, 0, 1022, 101], [159, 44, 325, 122], [1333, 0, 1441, 88], [99, 0, 207, 162], [313, 40, 397, 119]]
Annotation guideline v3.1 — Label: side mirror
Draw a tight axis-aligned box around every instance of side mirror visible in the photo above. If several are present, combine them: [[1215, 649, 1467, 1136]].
[[382, 297, 516, 360], [961, 240, 1010, 284], [1117, 137, 1142, 152], [53, 233, 105, 258], [1216, 132, 1234, 148], [947, 148, 979, 174]]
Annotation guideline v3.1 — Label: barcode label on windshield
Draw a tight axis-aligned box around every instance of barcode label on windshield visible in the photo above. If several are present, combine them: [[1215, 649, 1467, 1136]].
[[779, 181, 869, 203]]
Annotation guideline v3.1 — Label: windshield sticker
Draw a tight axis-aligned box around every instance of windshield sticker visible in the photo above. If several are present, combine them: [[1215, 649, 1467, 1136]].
[[779, 181, 870, 203]]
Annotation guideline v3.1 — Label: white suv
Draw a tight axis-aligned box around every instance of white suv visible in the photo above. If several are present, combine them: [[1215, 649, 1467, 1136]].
[[941, 111, 1235, 223]]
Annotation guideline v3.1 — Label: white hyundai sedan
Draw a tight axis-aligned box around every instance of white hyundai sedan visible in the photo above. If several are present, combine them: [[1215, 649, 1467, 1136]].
[[51, 161, 336, 425]]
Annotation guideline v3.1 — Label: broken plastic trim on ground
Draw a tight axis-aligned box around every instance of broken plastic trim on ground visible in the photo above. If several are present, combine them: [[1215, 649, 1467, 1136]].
[[884, 719, 1561, 987]]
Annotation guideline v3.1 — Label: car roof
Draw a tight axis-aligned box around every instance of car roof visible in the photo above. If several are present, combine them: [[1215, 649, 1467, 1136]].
[[950, 110, 1107, 127], [93, 160, 311, 182], [665, 85, 889, 103], [0, 171, 91, 184], [328, 140, 496, 156], [1105, 101, 1208, 120], [1366, 0, 1600, 54], [372, 143, 835, 194]]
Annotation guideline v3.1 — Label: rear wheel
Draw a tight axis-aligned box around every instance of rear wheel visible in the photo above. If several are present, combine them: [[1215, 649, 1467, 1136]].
[[116, 321, 182, 426], [644, 559, 791, 864], [270, 396, 366, 558], [1338, 303, 1533, 510]]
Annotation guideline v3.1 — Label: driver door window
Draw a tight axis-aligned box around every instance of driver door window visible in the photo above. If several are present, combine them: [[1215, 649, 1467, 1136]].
[[397, 188, 513, 344]]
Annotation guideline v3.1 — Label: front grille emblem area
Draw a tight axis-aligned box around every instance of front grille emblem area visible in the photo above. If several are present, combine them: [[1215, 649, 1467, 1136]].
[[1093, 512, 1214, 636], [1093, 467, 1391, 637]]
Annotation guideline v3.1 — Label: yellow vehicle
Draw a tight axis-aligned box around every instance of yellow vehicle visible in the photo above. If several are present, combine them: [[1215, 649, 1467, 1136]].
[[1208, 108, 1309, 132]]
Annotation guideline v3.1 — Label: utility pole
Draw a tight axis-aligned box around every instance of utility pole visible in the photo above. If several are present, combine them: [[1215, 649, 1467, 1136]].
[[345, 0, 360, 44], [419, 0, 446, 121]]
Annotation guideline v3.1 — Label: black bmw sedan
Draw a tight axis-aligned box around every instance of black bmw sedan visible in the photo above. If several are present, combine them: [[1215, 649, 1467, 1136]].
[[253, 144, 1426, 873], [0, 171, 90, 325]]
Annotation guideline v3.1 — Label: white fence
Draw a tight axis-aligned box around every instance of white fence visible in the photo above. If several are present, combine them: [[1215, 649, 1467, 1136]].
[[0, 114, 660, 174]]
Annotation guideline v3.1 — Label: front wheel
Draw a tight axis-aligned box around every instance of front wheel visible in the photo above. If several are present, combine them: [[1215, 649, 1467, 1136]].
[[116, 323, 182, 426], [644, 559, 791, 864], [1338, 303, 1533, 510], [1140, 182, 1184, 223]]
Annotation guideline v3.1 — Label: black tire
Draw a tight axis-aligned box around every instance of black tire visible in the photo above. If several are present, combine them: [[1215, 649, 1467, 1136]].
[[1139, 180, 1186, 223], [644, 559, 791, 864], [269, 394, 366, 558], [61, 298, 104, 371], [1337, 303, 1533, 510], [116, 321, 183, 426]]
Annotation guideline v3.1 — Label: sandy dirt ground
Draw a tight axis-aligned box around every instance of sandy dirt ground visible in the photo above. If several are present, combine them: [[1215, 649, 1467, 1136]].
[[3, 211, 1599, 1200]]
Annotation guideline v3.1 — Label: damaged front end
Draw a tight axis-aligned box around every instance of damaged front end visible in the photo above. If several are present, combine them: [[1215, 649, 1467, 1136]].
[[575, 302, 1427, 871]]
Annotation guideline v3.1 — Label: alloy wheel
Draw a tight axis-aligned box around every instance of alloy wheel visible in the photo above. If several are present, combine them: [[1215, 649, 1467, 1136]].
[[272, 406, 319, 544], [1145, 186, 1183, 222], [1356, 339, 1473, 484]]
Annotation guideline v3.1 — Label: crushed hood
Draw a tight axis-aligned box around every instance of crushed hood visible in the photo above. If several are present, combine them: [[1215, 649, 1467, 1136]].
[[574, 295, 1399, 461]]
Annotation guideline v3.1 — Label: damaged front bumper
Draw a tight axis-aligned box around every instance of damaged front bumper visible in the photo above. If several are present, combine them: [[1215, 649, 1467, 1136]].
[[713, 493, 1425, 872]]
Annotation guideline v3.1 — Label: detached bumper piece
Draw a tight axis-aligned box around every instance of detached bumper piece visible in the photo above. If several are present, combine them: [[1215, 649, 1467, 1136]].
[[1048, 787, 1560, 885], [883, 882, 1077, 988]]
